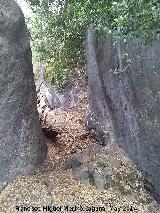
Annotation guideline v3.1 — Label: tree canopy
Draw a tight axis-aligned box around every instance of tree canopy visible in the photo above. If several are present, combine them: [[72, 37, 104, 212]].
[[26, 0, 160, 89]]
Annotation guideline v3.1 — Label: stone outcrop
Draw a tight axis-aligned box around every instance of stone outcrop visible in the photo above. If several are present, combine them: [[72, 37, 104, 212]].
[[36, 65, 86, 112], [64, 144, 146, 201], [0, 0, 47, 190], [85, 28, 160, 195], [36, 65, 62, 110]]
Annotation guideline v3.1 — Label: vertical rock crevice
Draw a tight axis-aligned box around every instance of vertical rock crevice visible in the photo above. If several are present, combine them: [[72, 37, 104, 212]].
[[85, 27, 116, 145]]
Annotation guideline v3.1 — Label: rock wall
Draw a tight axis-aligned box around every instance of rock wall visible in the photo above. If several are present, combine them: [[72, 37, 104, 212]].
[[85, 28, 160, 194], [0, 0, 47, 190]]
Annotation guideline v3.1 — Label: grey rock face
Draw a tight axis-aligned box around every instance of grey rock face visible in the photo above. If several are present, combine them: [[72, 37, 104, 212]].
[[66, 144, 145, 200], [0, 0, 47, 190], [85, 28, 160, 194], [36, 65, 62, 109]]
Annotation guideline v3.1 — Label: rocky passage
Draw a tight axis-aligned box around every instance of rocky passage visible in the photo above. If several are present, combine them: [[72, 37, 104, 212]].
[[1, 1, 160, 212], [0, 96, 160, 213]]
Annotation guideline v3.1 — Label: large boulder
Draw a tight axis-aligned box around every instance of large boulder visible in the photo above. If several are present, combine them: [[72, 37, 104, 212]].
[[0, 0, 47, 190], [85, 28, 160, 195]]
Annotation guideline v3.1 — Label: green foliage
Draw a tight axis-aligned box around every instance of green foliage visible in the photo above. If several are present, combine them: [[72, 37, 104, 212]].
[[26, 0, 160, 89]]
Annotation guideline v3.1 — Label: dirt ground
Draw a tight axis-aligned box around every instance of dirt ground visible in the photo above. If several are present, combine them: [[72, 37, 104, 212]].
[[0, 99, 160, 213]]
